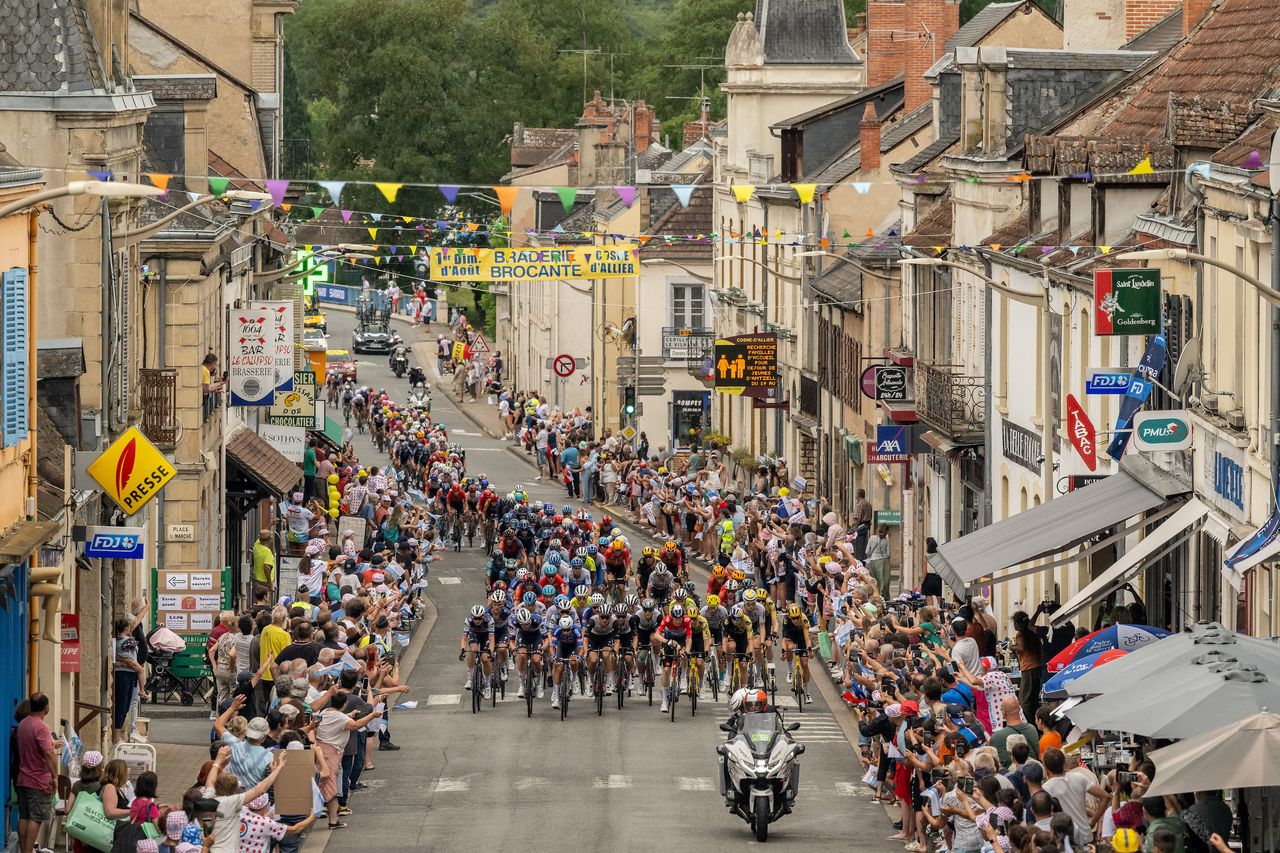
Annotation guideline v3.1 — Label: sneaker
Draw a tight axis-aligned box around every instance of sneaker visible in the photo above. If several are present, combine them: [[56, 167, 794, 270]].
[[605, 685, 614, 696], [786, 670, 793, 684], [660, 700, 669, 713], [378, 742, 401, 751], [904, 843, 923, 852], [550, 695, 560, 709], [338, 806, 353, 816], [208, 711, 217, 721], [464, 678, 472, 691], [482, 686, 492, 700], [516, 684, 526, 698], [536, 683, 544, 699], [499, 669, 508, 682], [804, 693, 813, 704]]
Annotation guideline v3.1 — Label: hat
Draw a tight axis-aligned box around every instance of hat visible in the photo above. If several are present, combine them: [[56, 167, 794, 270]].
[[137, 841, 159, 853], [944, 702, 967, 719], [376, 616, 390, 629], [286, 741, 305, 751], [371, 572, 385, 583], [305, 544, 321, 556], [176, 845, 203, 853], [979, 656, 998, 671], [291, 492, 303, 502], [81, 750, 103, 768], [279, 704, 300, 720], [164, 811, 189, 835], [1112, 829, 1141, 853], [246, 717, 270, 740], [236, 670, 253, 683], [899, 700, 919, 717], [885, 703, 903, 717], [1021, 761, 1045, 783], [248, 793, 270, 810]]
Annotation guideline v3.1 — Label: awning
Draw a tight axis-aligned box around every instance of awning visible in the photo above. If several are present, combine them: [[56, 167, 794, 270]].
[[311, 416, 344, 451], [1050, 498, 1209, 626], [0, 520, 61, 562], [927, 457, 1189, 593], [225, 426, 301, 499]]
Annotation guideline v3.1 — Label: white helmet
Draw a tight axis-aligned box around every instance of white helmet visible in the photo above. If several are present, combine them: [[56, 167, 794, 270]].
[[515, 608, 532, 625], [670, 603, 685, 618], [743, 588, 758, 603], [728, 687, 749, 715], [590, 593, 605, 608], [558, 616, 574, 630], [469, 605, 485, 619]]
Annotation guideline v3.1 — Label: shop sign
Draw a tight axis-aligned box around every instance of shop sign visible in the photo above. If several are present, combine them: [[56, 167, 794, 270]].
[[1001, 418, 1042, 474], [1132, 410, 1192, 451], [1094, 268, 1161, 335]]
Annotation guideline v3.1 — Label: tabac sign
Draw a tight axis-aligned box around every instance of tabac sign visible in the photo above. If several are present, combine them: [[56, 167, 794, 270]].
[[86, 427, 176, 515], [1094, 268, 1161, 336]]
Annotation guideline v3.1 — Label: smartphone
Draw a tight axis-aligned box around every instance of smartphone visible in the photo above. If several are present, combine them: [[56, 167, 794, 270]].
[[957, 776, 975, 795], [1117, 771, 1139, 785]]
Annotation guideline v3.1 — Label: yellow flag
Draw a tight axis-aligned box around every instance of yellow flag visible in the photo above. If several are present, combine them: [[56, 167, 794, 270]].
[[791, 183, 816, 205], [368, 227, 378, 240], [375, 182, 403, 202], [1099, 246, 1112, 254], [1128, 157, 1154, 176], [401, 216, 413, 224], [989, 244, 1002, 252], [731, 184, 755, 203]]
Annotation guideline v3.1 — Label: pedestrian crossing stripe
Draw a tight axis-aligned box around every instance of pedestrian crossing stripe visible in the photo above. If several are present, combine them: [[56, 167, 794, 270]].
[[426, 693, 461, 706], [431, 778, 470, 792], [436, 577, 462, 585], [677, 777, 715, 791], [417, 774, 865, 798], [592, 775, 631, 789]]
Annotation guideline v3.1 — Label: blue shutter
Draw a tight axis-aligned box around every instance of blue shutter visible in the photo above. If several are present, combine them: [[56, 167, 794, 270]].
[[1, 268, 29, 447]]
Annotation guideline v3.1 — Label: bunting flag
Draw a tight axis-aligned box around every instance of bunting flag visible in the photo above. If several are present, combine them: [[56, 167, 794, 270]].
[[555, 187, 577, 212], [672, 185, 696, 208], [865, 228, 875, 238], [248, 200, 262, 212], [281, 203, 292, 213], [1099, 245, 1112, 254], [731, 184, 755, 203], [615, 186, 637, 208], [369, 213, 382, 222], [933, 246, 945, 255], [367, 228, 378, 241], [1241, 149, 1265, 170], [186, 191, 200, 203], [375, 182, 403, 203], [318, 181, 346, 205], [208, 177, 230, 197], [311, 206, 323, 218], [87, 169, 113, 182], [792, 183, 816, 205], [265, 179, 289, 208], [340, 210, 353, 223], [439, 185, 460, 204], [1008, 172, 1032, 183], [1128, 157, 1154, 176], [841, 229, 851, 238], [146, 173, 172, 192], [852, 183, 871, 195], [989, 244, 1002, 252], [493, 186, 520, 216]]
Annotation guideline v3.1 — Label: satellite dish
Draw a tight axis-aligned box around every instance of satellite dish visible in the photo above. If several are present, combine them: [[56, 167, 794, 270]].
[[1270, 129, 1280, 196], [1172, 336, 1201, 397]]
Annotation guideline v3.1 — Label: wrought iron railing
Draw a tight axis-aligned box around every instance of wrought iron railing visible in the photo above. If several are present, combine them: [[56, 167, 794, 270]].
[[139, 368, 178, 447], [915, 361, 985, 443]]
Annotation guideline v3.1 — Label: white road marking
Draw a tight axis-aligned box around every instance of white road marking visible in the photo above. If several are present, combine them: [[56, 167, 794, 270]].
[[592, 775, 632, 789], [514, 777, 550, 790], [426, 693, 460, 706], [431, 778, 470, 793], [834, 782, 868, 797], [677, 777, 715, 791], [436, 577, 462, 585]]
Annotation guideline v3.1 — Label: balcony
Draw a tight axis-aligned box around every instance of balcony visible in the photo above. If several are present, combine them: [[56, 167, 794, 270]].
[[139, 368, 178, 448], [914, 361, 986, 444], [661, 327, 713, 362]]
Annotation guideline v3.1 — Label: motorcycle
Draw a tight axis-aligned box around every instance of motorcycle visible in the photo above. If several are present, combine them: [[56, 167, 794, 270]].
[[407, 383, 430, 411], [717, 712, 804, 842], [390, 348, 409, 378]]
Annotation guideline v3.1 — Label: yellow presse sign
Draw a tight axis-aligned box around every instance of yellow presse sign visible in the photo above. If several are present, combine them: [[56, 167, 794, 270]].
[[428, 245, 639, 282], [86, 427, 176, 515]]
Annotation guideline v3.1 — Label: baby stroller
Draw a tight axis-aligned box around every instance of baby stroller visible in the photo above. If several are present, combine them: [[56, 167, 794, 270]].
[[144, 628, 207, 706]]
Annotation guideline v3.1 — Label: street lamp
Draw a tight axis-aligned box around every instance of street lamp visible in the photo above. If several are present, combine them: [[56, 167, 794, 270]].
[[119, 189, 273, 245], [640, 257, 711, 283], [0, 179, 164, 219]]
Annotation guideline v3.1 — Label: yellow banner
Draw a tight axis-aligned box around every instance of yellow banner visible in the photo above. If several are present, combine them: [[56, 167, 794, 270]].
[[428, 246, 639, 282]]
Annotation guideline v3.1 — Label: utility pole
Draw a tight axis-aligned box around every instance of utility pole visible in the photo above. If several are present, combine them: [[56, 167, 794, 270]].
[[559, 48, 602, 105]]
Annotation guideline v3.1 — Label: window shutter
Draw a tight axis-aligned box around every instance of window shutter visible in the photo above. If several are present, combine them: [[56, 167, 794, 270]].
[[1, 267, 29, 447]]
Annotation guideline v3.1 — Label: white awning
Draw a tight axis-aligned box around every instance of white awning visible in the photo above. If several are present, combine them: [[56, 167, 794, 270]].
[[1051, 498, 1210, 626]]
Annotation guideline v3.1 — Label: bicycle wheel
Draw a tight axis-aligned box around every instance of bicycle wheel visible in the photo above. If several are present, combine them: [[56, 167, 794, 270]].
[[471, 662, 482, 714], [617, 665, 626, 710], [709, 653, 720, 702], [559, 676, 569, 722], [689, 659, 700, 718], [646, 658, 654, 707], [525, 661, 535, 718], [492, 669, 501, 707], [793, 660, 805, 713], [595, 664, 604, 717], [669, 666, 679, 723]]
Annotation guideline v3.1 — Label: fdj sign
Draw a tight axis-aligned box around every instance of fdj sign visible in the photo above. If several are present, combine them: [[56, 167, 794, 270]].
[[1132, 410, 1192, 451], [1094, 268, 1162, 336], [84, 525, 145, 559], [1085, 368, 1130, 395]]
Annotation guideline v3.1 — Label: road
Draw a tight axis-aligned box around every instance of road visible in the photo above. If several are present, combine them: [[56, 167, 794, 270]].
[[321, 307, 890, 850]]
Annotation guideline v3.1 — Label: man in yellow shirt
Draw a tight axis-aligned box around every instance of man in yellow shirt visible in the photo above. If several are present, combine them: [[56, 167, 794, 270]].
[[251, 530, 275, 599], [257, 606, 292, 708]]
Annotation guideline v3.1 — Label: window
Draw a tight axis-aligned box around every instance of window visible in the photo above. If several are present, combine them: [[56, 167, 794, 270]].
[[671, 282, 705, 330]]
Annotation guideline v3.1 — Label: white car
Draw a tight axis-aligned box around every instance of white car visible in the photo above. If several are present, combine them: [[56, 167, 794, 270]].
[[303, 328, 328, 350]]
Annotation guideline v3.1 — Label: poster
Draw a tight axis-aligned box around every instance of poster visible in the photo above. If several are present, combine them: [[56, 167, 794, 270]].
[[258, 424, 306, 462], [338, 516, 368, 547], [61, 614, 80, 673], [278, 556, 301, 599], [249, 301, 296, 394], [712, 333, 778, 398], [274, 750, 316, 815], [427, 245, 639, 282]]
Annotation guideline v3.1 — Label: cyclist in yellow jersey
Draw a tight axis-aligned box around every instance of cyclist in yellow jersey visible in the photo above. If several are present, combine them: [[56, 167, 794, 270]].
[[724, 604, 756, 687], [780, 603, 813, 704]]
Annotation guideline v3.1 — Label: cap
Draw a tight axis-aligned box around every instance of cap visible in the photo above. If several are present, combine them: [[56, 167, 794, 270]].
[[1021, 761, 1044, 783], [885, 703, 903, 717], [291, 492, 303, 502], [177, 845, 204, 853], [371, 572, 385, 583], [165, 811, 189, 835], [899, 700, 919, 717], [245, 717, 270, 740], [248, 793, 270, 811], [1112, 829, 1141, 853], [81, 750, 103, 768], [279, 704, 300, 720], [137, 841, 159, 853]]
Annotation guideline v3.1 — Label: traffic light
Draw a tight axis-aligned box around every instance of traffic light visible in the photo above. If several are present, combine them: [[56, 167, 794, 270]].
[[623, 385, 636, 416]]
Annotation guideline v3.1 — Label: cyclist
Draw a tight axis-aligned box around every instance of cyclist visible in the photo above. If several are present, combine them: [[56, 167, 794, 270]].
[[583, 604, 619, 696], [724, 604, 756, 690], [686, 604, 713, 698], [656, 602, 692, 714], [707, 564, 728, 597], [614, 599, 638, 690], [487, 590, 512, 684], [635, 546, 658, 594], [602, 539, 630, 600], [780, 603, 813, 703], [548, 615, 583, 711], [742, 588, 770, 680], [702, 593, 729, 670], [498, 528, 525, 565], [647, 561, 676, 605], [459, 604, 496, 699], [445, 480, 467, 547], [658, 539, 685, 584], [513, 607, 546, 700], [564, 557, 592, 592], [569, 586, 593, 617], [539, 564, 566, 597], [634, 598, 663, 691]]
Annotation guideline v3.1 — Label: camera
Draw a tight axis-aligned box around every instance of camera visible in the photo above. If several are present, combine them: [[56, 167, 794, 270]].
[[953, 740, 970, 757], [1117, 771, 1140, 785]]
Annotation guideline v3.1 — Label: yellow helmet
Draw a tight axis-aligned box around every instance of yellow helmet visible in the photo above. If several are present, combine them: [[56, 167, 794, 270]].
[[778, 487, 789, 497], [642, 546, 656, 557], [706, 594, 721, 607], [730, 568, 746, 582], [743, 588, 758, 602], [787, 604, 803, 619], [1111, 830, 1141, 853], [712, 565, 726, 578]]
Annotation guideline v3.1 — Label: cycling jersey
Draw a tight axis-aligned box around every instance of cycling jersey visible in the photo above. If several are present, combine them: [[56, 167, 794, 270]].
[[500, 537, 523, 558], [706, 575, 726, 597], [447, 486, 466, 507], [726, 616, 754, 644], [658, 614, 691, 644], [550, 625, 582, 658], [515, 616, 546, 649], [634, 613, 662, 645], [585, 615, 615, 651], [781, 617, 809, 648], [701, 604, 729, 632], [462, 613, 495, 642], [687, 616, 711, 655], [488, 605, 512, 639]]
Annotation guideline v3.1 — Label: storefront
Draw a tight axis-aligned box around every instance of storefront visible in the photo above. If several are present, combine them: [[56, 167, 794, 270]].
[[671, 390, 710, 448]]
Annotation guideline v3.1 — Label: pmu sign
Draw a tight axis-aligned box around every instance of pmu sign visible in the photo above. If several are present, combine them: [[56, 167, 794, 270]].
[[83, 526, 145, 560], [1133, 410, 1192, 451], [869, 425, 910, 463]]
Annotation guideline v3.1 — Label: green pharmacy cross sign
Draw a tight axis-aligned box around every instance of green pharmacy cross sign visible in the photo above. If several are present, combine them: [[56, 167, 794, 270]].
[[1094, 268, 1162, 336]]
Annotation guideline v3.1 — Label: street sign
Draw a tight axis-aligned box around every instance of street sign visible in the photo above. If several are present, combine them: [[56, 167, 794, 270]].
[[1065, 394, 1097, 471], [713, 333, 778, 398], [83, 525, 145, 559], [166, 524, 195, 542], [621, 426, 636, 441], [1085, 367, 1130, 395], [1094, 268, 1162, 336], [874, 509, 901, 526], [552, 353, 576, 378], [268, 372, 319, 428], [874, 365, 910, 401], [86, 427, 176, 516], [1067, 474, 1109, 492], [869, 424, 910, 463], [1133, 410, 1192, 451], [470, 332, 492, 354]]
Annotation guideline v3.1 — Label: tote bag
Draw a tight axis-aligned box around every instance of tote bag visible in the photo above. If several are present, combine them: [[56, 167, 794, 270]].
[[65, 793, 116, 852]]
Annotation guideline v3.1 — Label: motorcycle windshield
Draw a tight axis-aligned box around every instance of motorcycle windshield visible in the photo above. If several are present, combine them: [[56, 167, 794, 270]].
[[740, 713, 779, 757]]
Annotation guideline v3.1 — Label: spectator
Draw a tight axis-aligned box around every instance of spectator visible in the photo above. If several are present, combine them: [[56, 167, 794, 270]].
[[251, 530, 275, 601], [213, 697, 274, 789], [1034, 706, 1062, 757], [1042, 747, 1107, 847], [257, 606, 292, 709], [202, 746, 287, 853], [1011, 610, 1044, 718], [15, 692, 60, 853], [113, 616, 145, 742], [989, 697, 1039, 768], [211, 611, 240, 709], [1142, 796, 1187, 853], [865, 523, 892, 598]]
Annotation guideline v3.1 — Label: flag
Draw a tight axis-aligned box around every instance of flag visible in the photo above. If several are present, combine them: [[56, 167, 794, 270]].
[[731, 184, 755, 203], [208, 177, 230, 197], [146, 173, 172, 192], [672, 185, 695, 208], [615, 186, 637, 208], [493, 186, 519, 216], [318, 181, 345, 205], [265, 179, 289, 208], [1128, 157, 1154, 176], [375, 182, 403, 203], [1224, 502, 1280, 590], [439, 185, 460, 204], [555, 187, 577, 212], [791, 183, 816, 205]]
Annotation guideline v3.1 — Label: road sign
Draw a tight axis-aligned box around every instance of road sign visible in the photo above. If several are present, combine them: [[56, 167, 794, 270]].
[[470, 332, 491, 354], [869, 424, 910, 463], [1133, 410, 1192, 451], [86, 427, 176, 516], [713, 333, 777, 398], [552, 354, 576, 378], [621, 426, 636, 441], [166, 524, 195, 542], [1065, 394, 1097, 471], [1085, 367, 1130, 395], [1094, 268, 1162, 336], [874, 509, 902, 526], [874, 365, 910, 401], [83, 525, 145, 559]]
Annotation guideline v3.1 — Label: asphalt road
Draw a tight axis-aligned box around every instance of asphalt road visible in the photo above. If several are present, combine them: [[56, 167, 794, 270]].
[[320, 308, 890, 850]]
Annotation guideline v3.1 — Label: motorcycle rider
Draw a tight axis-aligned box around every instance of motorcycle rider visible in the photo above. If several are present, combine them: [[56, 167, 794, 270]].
[[389, 340, 409, 376]]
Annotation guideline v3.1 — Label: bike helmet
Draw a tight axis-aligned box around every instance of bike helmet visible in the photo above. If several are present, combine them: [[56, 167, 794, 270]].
[[742, 689, 768, 714], [492, 549, 504, 561], [586, 544, 598, 555], [522, 592, 537, 605], [575, 547, 587, 557], [557, 600, 573, 613], [730, 568, 746, 582], [706, 594, 721, 608], [570, 557, 585, 569], [542, 565, 557, 577], [469, 605, 485, 619], [562, 505, 572, 515], [541, 584, 555, 597], [489, 590, 506, 604], [515, 567, 530, 581], [611, 603, 628, 617], [610, 540, 625, 552], [543, 502, 553, 513], [515, 608, 532, 625], [723, 579, 740, 592], [670, 603, 685, 618], [684, 581, 697, 594], [787, 604, 803, 619], [743, 588, 758, 603], [547, 551, 563, 566], [550, 537, 562, 549], [642, 546, 656, 557], [590, 593, 605, 608], [712, 565, 725, 578], [574, 585, 590, 598], [640, 598, 657, 612], [504, 558, 518, 569], [730, 604, 746, 619], [558, 616, 574, 631], [624, 594, 639, 608]]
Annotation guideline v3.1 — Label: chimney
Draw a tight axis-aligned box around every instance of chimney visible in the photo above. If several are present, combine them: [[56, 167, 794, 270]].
[[633, 100, 653, 153], [1125, 0, 1180, 38], [860, 102, 883, 172], [682, 97, 712, 149], [904, 0, 960, 113], [866, 0, 907, 87], [1183, 0, 1214, 34]]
